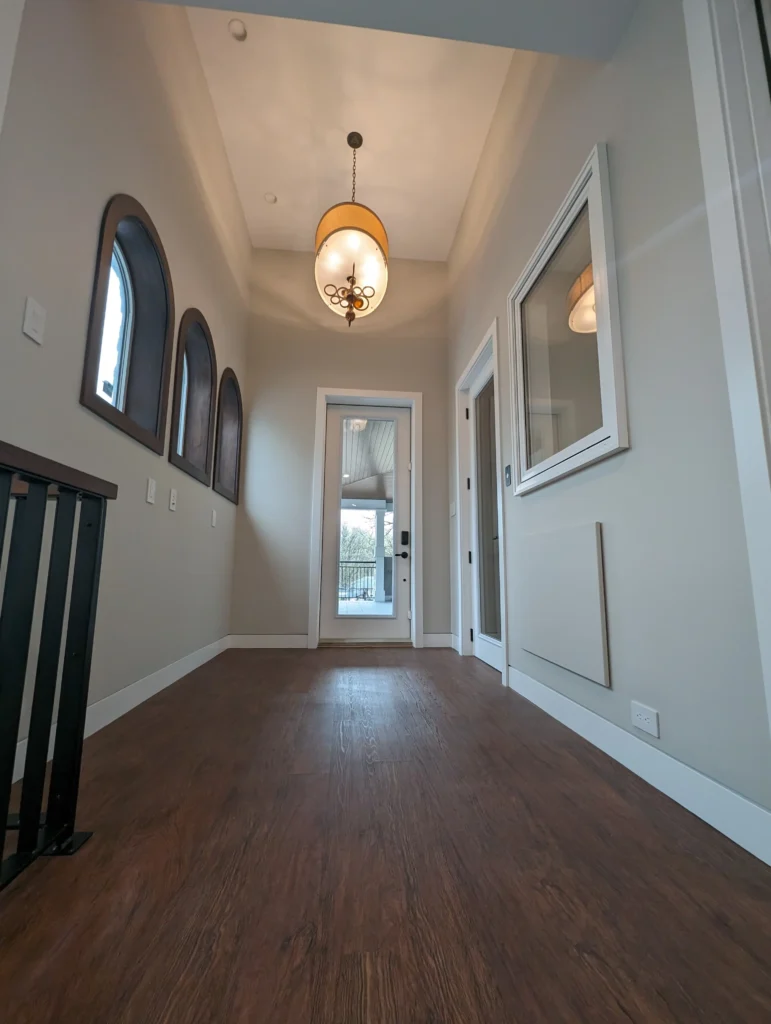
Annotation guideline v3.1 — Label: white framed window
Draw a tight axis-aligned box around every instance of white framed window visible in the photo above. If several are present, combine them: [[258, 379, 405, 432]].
[[508, 144, 628, 494], [96, 241, 134, 411]]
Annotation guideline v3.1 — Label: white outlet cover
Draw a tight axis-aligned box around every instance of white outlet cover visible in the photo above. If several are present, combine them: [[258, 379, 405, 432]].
[[631, 700, 660, 738], [23, 297, 46, 345], [169, 488, 178, 511], [146, 478, 156, 504]]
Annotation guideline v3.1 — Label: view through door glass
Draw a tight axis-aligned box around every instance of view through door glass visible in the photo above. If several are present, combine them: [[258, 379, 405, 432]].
[[475, 379, 501, 640], [338, 415, 395, 617]]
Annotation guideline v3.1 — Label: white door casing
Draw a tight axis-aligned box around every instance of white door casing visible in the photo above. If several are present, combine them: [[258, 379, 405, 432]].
[[455, 320, 509, 680]]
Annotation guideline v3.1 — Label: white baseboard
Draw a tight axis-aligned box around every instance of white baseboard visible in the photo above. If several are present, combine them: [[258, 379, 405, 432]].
[[228, 634, 309, 649], [423, 633, 454, 648], [13, 636, 228, 783], [508, 667, 771, 867]]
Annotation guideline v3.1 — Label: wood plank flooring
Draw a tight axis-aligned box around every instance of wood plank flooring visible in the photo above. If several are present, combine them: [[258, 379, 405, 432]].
[[1, 648, 771, 1022]]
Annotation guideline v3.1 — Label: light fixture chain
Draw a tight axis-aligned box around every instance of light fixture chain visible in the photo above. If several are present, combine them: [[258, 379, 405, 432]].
[[352, 146, 356, 203]]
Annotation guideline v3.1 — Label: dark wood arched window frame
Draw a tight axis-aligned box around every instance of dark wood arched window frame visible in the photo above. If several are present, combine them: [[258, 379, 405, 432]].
[[80, 194, 175, 454], [213, 368, 243, 504], [169, 309, 218, 485]]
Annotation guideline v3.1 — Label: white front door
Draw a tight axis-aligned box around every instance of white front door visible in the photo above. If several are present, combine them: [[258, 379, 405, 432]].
[[319, 405, 412, 641], [470, 371, 504, 670]]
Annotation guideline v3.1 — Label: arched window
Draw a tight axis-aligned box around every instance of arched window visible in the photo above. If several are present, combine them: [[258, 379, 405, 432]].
[[81, 195, 175, 453], [169, 309, 217, 484], [213, 369, 243, 504]]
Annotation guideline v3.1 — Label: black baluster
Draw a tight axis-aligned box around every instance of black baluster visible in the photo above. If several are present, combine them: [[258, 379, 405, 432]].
[[0, 479, 49, 875], [45, 495, 106, 854], [17, 490, 78, 854], [0, 469, 11, 551]]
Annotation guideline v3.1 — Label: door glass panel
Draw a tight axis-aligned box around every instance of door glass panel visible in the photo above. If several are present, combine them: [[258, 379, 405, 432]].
[[337, 416, 395, 617], [520, 203, 602, 469], [475, 379, 501, 640]]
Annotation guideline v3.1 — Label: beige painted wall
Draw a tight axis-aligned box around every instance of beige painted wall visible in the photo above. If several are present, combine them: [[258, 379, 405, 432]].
[[231, 249, 451, 637], [448, 0, 771, 807], [0, 0, 250, 711]]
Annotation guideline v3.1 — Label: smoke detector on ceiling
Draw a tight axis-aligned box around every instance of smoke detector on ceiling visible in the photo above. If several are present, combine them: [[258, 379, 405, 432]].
[[228, 19, 247, 42]]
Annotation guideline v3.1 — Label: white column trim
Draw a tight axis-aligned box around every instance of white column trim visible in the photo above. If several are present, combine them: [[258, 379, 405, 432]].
[[684, 0, 771, 741]]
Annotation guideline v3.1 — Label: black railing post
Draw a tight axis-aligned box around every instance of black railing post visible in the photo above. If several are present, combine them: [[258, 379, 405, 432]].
[[45, 494, 106, 852], [0, 480, 49, 864], [17, 490, 78, 854]]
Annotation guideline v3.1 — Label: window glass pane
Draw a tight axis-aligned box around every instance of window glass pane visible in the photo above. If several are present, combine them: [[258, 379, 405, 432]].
[[475, 379, 501, 640], [337, 416, 395, 617], [96, 244, 132, 410], [177, 351, 189, 457], [521, 204, 602, 470]]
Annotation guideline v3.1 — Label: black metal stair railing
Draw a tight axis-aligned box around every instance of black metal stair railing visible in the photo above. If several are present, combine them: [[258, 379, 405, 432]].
[[0, 441, 117, 892]]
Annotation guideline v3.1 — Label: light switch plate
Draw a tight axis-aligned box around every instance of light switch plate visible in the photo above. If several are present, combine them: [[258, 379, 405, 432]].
[[146, 478, 156, 504], [211, 509, 217, 528], [169, 488, 178, 512], [23, 297, 46, 345]]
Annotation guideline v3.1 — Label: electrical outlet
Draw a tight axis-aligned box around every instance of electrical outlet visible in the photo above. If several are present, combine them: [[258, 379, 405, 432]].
[[211, 508, 217, 528], [169, 488, 177, 512], [631, 701, 660, 738], [23, 297, 46, 345], [146, 478, 156, 504]]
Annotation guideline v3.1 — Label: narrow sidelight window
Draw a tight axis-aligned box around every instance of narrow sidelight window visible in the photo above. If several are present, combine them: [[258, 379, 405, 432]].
[[213, 368, 243, 504], [170, 309, 217, 485], [81, 194, 175, 453]]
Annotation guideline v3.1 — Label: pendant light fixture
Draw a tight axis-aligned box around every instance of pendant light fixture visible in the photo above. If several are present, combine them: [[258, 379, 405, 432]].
[[567, 263, 597, 334], [315, 132, 389, 326]]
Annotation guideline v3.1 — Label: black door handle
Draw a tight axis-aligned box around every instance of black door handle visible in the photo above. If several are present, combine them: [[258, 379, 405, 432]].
[[397, 551, 409, 559]]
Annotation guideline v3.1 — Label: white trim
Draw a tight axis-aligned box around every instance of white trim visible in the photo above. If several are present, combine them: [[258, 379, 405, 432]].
[[14, 636, 228, 783], [229, 634, 309, 649], [308, 388, 424, 649], [507, 143, 628, 495], [684, 0, 771, 745], [454, 320, 509, 681], [422, 633, 455, 648], [0, 0, 26, 143], [508, 667, 771, 867]]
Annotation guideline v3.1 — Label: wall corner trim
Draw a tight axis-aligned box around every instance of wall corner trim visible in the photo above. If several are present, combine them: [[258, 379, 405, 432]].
[[507, 666, 771, 867]]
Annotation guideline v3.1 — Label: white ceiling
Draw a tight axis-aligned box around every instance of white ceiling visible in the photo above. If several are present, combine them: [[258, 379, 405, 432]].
[[186, 9, 513, 260], [155, 0, 638, 61]]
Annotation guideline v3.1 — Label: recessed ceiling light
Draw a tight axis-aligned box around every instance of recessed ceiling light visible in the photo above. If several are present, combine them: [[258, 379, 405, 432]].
[[343, 474, 350, 478], [228, 18, 247, 41], [264, 192, 278, 204]]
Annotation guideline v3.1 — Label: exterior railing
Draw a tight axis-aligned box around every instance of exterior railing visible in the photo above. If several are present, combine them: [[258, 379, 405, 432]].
[[0, 441, 117, 891], [339, 561, 376, 601]]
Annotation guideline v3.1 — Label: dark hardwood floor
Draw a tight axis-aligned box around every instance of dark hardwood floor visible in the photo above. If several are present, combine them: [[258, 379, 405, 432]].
[[1, 648, 771, 1022]]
